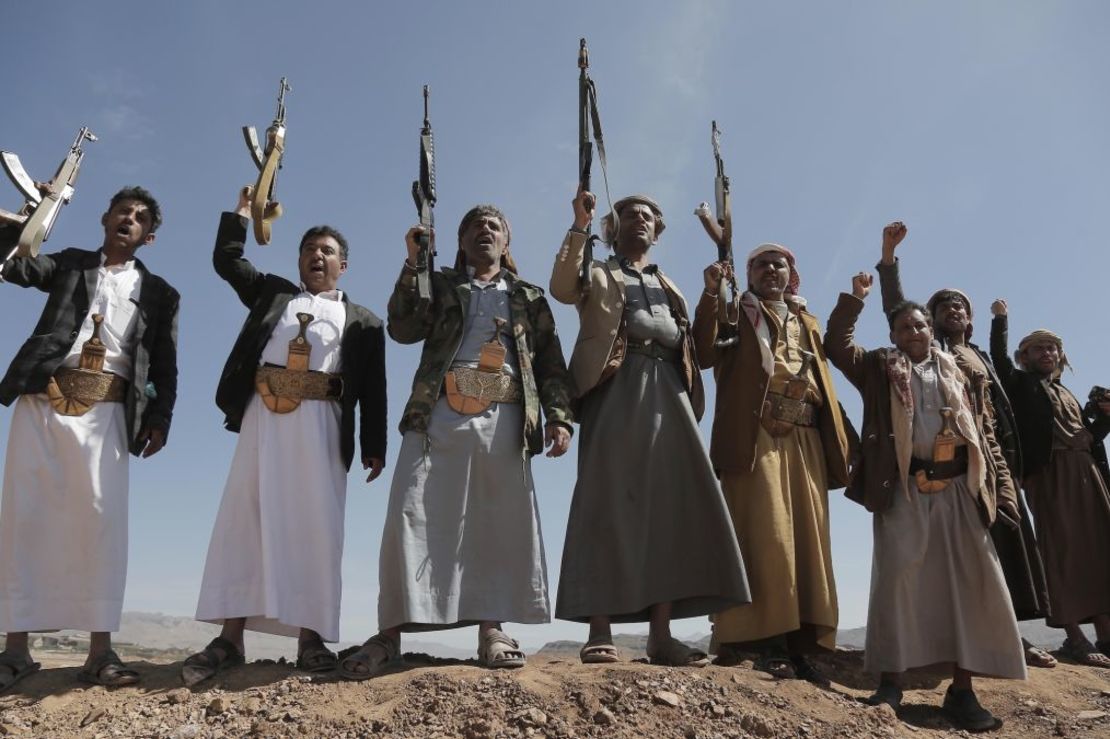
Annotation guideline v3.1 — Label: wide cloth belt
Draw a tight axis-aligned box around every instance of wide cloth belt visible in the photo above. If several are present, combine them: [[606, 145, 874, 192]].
[[447, 366, 522, 405], [255, 365, 342, 407], [625, 339, 680, 363], [47, 368, 127, 416], [909, 446, 969, 482], [762, 391, 818, 428]]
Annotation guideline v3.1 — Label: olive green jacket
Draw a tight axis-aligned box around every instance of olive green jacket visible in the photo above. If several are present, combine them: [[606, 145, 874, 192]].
[[389, 264, 573, 455]]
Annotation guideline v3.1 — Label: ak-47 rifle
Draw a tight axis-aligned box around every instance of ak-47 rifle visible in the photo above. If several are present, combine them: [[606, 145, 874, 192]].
[[696, 121, 740, 347], [1, 126, 97, 263], [411, 85, 437, 303], [577, 38, 612, 297], [243, 76, 291, 245]]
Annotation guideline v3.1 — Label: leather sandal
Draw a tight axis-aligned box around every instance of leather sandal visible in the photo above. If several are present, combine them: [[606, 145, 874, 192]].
[[0, 652, 40, 694], [478, 628, 526, 669], [579, 637, 620, 664], [77, 649, 139, 687], [339, 633, 401, 681], [181, 636, 244, 687]]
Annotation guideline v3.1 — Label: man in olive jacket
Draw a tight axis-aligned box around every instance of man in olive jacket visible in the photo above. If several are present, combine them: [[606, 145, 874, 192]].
[[342, 205, 573, 679]]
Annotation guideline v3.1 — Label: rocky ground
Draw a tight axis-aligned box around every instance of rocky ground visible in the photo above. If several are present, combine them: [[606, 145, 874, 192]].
[[1, 647, 1109, 738]]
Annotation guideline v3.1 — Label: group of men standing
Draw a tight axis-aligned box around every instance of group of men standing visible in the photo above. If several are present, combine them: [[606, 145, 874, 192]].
[[0, 180, 1108, 735]]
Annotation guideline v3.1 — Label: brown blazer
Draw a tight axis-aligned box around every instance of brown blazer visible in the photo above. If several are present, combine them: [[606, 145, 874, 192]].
[[823, 292, 1015, 526], [691, 289, 851, 484], [550, 229, 704, 418]]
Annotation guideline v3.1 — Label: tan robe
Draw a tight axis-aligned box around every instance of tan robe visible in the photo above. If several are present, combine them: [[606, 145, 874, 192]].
[[712, 303, 837, 652]]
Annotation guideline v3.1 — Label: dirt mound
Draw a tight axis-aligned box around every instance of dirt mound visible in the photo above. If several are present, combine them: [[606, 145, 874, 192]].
[[1, 648, 1109, 738]]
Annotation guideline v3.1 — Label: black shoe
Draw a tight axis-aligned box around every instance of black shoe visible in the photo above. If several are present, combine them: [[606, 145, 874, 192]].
[[790, 655, 831, 687], [863, 682, 903, 710], [942, 686, 1000, 732]]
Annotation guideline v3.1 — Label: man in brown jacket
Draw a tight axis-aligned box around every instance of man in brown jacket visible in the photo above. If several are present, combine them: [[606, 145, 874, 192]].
[[550, 188, 749, 667], [692, 244, 851, 684], [824, 272, 1024, 732]]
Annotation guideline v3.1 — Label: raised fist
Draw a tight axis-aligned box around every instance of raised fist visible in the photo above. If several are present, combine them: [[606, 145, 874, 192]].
[[703, 261, 731, 292], [852, 272, 873, 299], [882, 221, 908, 252], [991, 299, 1007, 317]]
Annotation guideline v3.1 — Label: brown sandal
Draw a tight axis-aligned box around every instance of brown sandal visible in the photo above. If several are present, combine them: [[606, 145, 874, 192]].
[[181, 636, 244, 687], [77, 649, 139, 687], [1061, 636, 1110, 668], [1024, 643, 1058, 669], [339, 633, 400, 681]]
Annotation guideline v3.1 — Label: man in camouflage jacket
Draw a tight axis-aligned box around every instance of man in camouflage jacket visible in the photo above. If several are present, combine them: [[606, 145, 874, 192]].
[[342, 205, 573, 680]]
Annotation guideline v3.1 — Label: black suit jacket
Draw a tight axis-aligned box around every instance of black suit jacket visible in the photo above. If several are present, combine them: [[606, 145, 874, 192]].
[[0, 227, 180, 456], [212, 213, 386, 470], [990, 314, 1110, 479]]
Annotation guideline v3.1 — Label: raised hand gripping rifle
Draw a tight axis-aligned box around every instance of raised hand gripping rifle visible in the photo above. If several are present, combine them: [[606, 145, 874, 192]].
[[243, 77, 291, 245], [1, 126, 97, 263], [577, 38, 613, 297], [695, 121, 740, 347], [411, 85, 437, 303]]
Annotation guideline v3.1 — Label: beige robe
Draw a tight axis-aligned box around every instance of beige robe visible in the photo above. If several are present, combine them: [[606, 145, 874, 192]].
[[712, 303, 837, 652]]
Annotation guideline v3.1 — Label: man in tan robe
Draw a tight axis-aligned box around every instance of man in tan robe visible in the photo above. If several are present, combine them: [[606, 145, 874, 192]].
[[692, 244, 851, 684]]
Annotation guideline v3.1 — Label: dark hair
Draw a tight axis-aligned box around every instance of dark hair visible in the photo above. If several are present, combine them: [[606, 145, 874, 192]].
[[457, 204, 512, 248], [887, 300, 930, 329], [108, 186, 163, 233], [299, 225, 349, 261]]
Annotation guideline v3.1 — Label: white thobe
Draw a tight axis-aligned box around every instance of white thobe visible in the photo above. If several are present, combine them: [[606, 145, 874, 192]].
[[195, 290, 349, 642], [0, 256, 141, 632]]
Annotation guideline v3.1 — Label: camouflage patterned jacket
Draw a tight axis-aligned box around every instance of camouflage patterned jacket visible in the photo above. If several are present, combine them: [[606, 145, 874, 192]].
[[388, 264, 573, 455]]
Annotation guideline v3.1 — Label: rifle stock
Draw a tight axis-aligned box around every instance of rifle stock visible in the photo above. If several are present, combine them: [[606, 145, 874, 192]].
[[1, 126, 97, 262], [411, 85, 437, 303], [243, 77, 290, 245]]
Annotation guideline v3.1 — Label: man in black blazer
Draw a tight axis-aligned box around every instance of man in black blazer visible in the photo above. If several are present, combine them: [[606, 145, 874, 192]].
[[0, 186, 179, 691], [183, 185, 386, 686]]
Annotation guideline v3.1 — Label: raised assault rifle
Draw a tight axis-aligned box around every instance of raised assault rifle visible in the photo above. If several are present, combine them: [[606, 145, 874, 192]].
[[243, 77, 291, 245], [1, 126, 97, 263], [411, 85, 437, 303], [696, 121, 740, 347], [577, 38, 612, 297]]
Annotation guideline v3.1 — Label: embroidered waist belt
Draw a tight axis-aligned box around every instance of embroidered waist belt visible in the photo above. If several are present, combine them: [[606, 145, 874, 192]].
[[255, 365, 342, 414], [909, 446, 969, 481], [625, 339, 680, 363], [762, 391, 818, 428], [446, 366, 522, 407], [47, 368, 127, 416]]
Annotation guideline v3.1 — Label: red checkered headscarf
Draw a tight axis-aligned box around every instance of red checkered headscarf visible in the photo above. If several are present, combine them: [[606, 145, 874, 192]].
[[746, 243, 800, 296]]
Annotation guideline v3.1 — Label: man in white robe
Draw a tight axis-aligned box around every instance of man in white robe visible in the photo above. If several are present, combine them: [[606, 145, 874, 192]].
[[0, 187, 179, 691], [182, 186, 386, 685]]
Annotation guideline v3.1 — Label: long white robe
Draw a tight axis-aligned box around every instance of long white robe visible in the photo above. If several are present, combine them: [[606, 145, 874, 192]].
[[195, 291, 348, 642], [0, 256, 141, 633]]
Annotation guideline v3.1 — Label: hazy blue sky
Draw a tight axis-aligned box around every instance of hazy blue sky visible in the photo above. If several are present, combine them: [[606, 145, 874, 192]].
[[2, 1, 1108, 652]]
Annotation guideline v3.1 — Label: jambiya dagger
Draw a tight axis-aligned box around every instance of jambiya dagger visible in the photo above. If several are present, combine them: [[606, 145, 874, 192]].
[[1, 127, 98, 263], [243, 77, 291, 245]]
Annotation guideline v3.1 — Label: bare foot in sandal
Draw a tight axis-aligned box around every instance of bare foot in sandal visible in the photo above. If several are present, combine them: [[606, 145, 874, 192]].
[[182, 636, 244, 687], [646, 636, 709, 667], [339, 632, 400, 681], [1023, 639, 1057, 669], [478, 626, 526, 669], [580, 636, 620, 664], [1061, 635, 1110, 668]]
